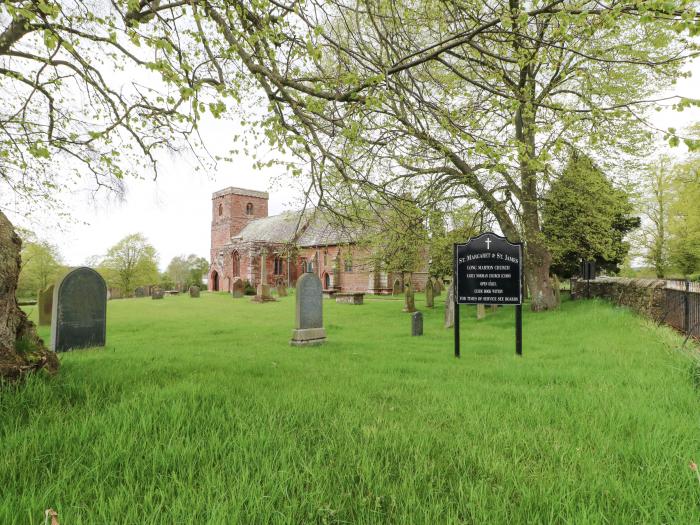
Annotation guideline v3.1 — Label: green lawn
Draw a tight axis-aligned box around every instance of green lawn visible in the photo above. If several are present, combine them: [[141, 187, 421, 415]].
[[2, 292, 699, 523]]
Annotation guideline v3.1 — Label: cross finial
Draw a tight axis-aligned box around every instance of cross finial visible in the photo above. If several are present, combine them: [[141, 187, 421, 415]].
[[485, 236, 491, 250]]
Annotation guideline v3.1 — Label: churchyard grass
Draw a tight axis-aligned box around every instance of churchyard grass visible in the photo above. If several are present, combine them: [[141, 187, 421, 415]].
[[2, 293, 699, 523]]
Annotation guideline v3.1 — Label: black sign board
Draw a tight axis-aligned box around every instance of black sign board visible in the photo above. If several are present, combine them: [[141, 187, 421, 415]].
[[456, 233, 522, 305], [453, 233, 523, 357]]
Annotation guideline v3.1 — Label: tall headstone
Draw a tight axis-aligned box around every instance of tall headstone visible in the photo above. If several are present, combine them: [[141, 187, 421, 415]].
[[477, 304, 486, 320], [425, 280, 434, 308], [433, 279, 442, 297], [253, 250, 275, 302], [38, 284, 54, 326], [411, 311, 423, 336], [277, 282, 288, 297], [189, 285, 200, 298], [290, 272, 326, 346], [232, 278, 245, 298], [392, 278, 402, 296], [50, 267, 107, 352], [403, 283, 416, 313], [444, 283, 455, 328]]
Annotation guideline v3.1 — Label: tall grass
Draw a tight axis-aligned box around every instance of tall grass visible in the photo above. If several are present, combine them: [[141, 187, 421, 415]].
[[2, 293, 699, 523]]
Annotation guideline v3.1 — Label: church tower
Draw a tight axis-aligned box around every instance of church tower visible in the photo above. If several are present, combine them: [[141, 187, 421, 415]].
[[210, 187, 269, 258]]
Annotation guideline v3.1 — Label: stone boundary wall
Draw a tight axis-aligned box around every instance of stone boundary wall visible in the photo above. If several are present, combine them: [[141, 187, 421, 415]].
[[571, 277, 666, 320]]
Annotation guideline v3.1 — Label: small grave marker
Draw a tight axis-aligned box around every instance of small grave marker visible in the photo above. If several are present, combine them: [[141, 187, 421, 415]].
[[411, 311, 423, 336], [290, 271, 326, 346]]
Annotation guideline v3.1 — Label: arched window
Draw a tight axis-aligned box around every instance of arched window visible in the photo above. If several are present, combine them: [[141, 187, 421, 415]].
[[344, 255, 353, 272], [218, 203, 223, 216], [274, 256, 283, 275], [232, 251, 240, 276], [246, 203, 254, 215]]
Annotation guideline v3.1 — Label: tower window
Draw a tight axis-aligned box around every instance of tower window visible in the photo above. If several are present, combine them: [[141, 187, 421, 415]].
[[218, 203, 223, 216], [246, 203, 254, 215]]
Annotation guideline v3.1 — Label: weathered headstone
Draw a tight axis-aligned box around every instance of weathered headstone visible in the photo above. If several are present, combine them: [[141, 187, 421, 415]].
[[134, 287, 146, 298], [189, 285, 200, 298], [411, 311, 423, 336], [152, 288, 164, 299], [38, 284, 54, 326], [253, 250, 275, 302], [392, 278, 402, 296], [477, 304, 486, 320], [50, 267, 107, 352], [276, 282, 288, 297], [403, 283, 416, 313], [290, 272, 326, 346], [433, 279, 442, 297], [425, 280, 434, 308], [232, 278, 244, 298], [444, 283, 455, 328]]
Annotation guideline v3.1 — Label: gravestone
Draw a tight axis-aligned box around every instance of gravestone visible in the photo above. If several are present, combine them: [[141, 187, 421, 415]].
[[253, 250, 275, 302], [152, 288, 164, 299], [490, 305, 498, 312], [134, 287, 146, 298], [411, 311, 423, 336], [38, 284, 54, 326], [335, 292, 364, 305], [189, 285, 200, 298], [232, 278, 244, 298], [403, 283, 416, 313], [392, 278, 402, 296], [290, 272, 326, 346], [477, 304, 486, 320], [277, 282, 288, 297], [425, 280, 434, 308], [433, 279, 442, 297], [444, 283, 455, 328], [50, 267, 107, 352]]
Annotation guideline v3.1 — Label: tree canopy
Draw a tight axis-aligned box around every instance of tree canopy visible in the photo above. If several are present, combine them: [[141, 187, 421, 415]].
[[96, 233, 159, 295], [542, 153, 639, 278]]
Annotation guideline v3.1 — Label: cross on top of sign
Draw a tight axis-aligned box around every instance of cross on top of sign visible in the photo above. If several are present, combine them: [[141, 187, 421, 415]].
[[485, 237, 491, 250]]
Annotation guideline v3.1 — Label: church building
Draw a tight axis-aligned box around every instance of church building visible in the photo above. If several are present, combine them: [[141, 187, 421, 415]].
[[208, 187, 429, 294]]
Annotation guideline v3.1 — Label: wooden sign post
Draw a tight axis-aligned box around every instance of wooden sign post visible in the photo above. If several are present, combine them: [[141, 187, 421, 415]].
[[454, 232, 523, 357]]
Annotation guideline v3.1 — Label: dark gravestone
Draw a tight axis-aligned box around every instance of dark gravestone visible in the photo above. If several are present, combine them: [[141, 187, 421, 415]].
[[392, 278, 402, 296], [411, 311, 423, 336], [152, 288, 164, 299], [290, 272, 326, 346], [189, 285, 200, 298], [425, 280, 434, 308], [134, 287, 146, 298], [403, 283, 416, 313], [433, 279, 442, 297], [50, 267, 107, 352], [232, 278, 245, 298], [38, 284, 54, 326]]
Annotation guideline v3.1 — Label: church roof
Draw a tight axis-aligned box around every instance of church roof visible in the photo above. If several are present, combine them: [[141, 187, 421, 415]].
[[233, 210, 357, 247]]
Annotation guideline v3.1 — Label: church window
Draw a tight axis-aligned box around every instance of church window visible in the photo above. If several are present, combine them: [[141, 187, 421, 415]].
[[246, 203, 254, 215], [274, 256, 283, 274], [232, 251, 240, 276], [324, 250, 328, 266], [344, 255, 353, 272], [218, 203, 223, 216]]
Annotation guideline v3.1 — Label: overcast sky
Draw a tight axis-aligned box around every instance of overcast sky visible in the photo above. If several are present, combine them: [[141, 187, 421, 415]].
[[7, 59, 700, 272]]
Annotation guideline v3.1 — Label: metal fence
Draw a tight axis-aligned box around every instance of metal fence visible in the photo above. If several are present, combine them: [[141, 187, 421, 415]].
[[661, 280, 700, 342]]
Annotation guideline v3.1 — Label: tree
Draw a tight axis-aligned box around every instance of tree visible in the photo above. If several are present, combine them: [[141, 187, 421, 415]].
[[636, 156, 675, 278], [17, 237, 64, 298], [117, 0, 696, 310], [97, 234, 159, 296], [428, 206, 485, 281], [166, 254, 209, 289], [542, 153, 639, 278], [668, 157, 700, 276]]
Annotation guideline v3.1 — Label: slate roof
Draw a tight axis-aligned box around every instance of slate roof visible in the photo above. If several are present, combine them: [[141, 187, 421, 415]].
[[233, 210, 358, 247]]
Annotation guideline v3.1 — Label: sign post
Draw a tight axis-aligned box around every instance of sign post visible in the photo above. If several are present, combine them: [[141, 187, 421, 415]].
[[454, 232, 523, 357]]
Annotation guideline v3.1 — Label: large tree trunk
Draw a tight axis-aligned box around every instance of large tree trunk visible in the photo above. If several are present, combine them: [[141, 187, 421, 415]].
[[0, 211, 59, 381]]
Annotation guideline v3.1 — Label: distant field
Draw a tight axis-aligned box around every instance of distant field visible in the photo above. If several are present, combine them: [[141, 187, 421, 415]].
[[2, 293, 699, 523]]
